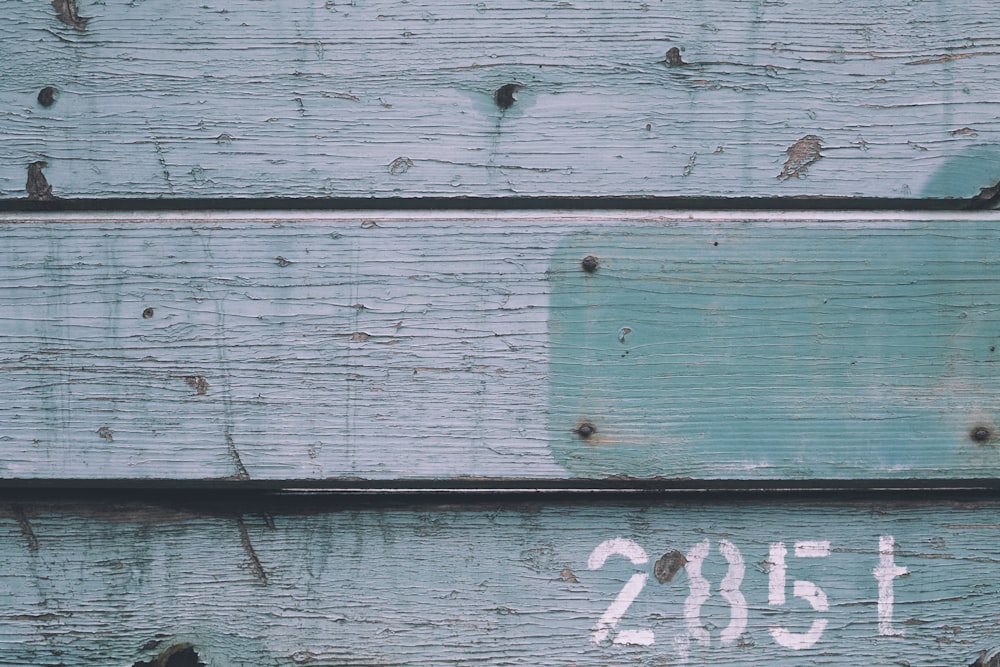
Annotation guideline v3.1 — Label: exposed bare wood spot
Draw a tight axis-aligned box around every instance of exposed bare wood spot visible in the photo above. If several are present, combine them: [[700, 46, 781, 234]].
[[26, 161, 53, 201], [952, 127, 979, 137], [37, 87, 57, 107], [665, 46, 686, 66], [215, 133, 234, 144], [237, 517, 268, 584], [778, 134, 823, 180], [52, 0, 88, 30], [654, 550, 688, 583], [494, 83, 523, 111], [970, 179, 1000, 209], [908, 52, 977, 65], [97, 426, 114, 442], [559, 568, 579, 583], [183, 376, 209, 395], [350, 332, 370, 342], [133, 643, 205, 667], [12, 505, 39, 552], [388, 156, 414, 174]]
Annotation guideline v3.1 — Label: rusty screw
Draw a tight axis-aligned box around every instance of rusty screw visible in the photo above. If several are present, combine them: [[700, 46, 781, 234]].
[[581, 255, 599, 273], [575, 422, 596, 440]]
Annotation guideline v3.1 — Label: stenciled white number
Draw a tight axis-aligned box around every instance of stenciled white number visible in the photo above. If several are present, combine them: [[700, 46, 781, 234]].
[[767, 540, 830, 648], [587, 538, 655, 646], [684, 539, 748, 646]]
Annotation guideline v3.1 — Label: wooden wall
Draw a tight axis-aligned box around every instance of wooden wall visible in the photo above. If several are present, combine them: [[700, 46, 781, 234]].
[[0, 1, 998, 665]]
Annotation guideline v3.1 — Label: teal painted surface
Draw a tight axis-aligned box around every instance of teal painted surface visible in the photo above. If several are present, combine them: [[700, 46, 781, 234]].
[[0, 499, 996, 665], [548, 222, 1000, 479], [2, 0, 1000, 199], [0, 211, 998, 481]]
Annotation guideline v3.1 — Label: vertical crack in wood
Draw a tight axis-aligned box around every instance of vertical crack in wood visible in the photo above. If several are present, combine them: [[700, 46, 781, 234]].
[[237, 517, 268, 584], [12, 505, 39, 552], [224, 426, 250, 480]]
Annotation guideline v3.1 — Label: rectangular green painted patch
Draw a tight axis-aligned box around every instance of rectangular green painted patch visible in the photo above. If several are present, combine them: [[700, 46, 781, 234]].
[[548, 220, 1000, 479]]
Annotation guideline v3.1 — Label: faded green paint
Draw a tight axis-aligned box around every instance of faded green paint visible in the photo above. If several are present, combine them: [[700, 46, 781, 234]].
[[0, 499, 996, 665], [1, 211, 999, 482], [549, 222, 1000, 478]]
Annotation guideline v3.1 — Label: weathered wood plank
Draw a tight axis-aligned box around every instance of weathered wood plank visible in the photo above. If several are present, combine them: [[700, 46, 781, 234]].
[[2, 0, 1000, 200], [0, 497, 996, 665], [0, 210, 997, 482]]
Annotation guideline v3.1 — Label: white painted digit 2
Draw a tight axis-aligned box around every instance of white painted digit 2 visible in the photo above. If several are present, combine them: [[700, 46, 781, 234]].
[[684, 539, 748, 645], [587, 538, 655, 646], [768, 541, 830, 649]]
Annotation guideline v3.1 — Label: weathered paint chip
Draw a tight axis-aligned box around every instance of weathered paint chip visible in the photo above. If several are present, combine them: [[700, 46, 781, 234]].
[[51, 0, 88, 30], [778, 135, 823, 180]]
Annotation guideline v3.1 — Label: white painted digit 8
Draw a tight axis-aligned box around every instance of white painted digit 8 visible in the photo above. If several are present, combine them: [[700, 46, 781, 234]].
[[683, 539, 748, 646]]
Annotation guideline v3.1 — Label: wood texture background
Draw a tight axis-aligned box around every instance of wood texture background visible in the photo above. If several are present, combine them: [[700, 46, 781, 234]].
[[2, 0, 1000, 200], [1, 210, 997, 482], [0, 497, 996, 666]]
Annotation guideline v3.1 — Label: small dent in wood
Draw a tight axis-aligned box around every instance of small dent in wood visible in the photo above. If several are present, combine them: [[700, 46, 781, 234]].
[[276, 256, 292, 267], [97, 426, 114, 442], [133, 644, 205, 667], [654, 550, 688, 583], [51, 0, 89, 30], [581, 255, 599, 273], [494, 83, 523, 111], [574, 422, 596, 440], [26, 161, 53, 201], [37, 87, 58, 107]]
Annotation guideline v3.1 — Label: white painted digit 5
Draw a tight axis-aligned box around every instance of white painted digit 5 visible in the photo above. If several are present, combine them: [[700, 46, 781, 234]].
[[684, 539, 748, 646], [587, 538, 654, 646], [768, 541, 830, 649]]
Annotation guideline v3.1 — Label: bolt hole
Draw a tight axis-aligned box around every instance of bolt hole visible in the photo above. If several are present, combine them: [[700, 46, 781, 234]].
[[133, 644, 205, 667], [575, 422, 596, 439], [713, 241, 719, 246], [37, 87, 58, 107], [581, 255, 599, 273], [970, 426, 993, 444], [494, 83, 522, 110], [142, 307, 154, 319]]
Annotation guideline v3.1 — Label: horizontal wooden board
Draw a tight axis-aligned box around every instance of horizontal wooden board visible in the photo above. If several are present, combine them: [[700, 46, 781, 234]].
[[2, 0, 1000, 200], [0, 497, 997, 665], [0, 210, 998, 483]]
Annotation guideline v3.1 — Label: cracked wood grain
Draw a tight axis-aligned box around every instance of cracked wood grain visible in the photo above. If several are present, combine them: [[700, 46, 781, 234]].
[[2, 0, 1000, 199], [0, 210, 998, 483], [0, 499, 996, 666]]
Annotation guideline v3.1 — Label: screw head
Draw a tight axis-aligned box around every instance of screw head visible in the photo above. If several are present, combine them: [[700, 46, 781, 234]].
[[575, 422, 596, 439], [970, 426, 992, 443], [581, 255, 599, 273]]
